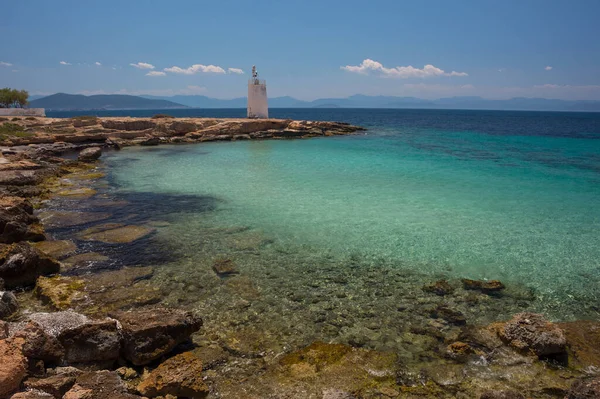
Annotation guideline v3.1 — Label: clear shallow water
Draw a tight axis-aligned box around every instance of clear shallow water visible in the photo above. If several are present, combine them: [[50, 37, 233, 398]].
[[98, 110, 600, 328]]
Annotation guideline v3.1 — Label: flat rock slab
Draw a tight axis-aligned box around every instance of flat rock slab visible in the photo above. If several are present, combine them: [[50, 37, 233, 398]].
[[61, 252, 109, 270], [37, 211, 111, 229], [33, 240, 77, 259], [77, 223, 154, 244], [62, 370, 144, 399]]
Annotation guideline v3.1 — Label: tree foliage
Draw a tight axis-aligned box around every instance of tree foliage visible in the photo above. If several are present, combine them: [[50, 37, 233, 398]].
[[0, 88, 29, 108]]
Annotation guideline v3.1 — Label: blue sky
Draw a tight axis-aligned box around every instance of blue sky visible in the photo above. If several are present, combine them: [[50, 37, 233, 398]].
[[1, 0, 599, 100]]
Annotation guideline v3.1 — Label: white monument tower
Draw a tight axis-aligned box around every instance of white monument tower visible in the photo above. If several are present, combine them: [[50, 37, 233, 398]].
[[247, 65, 268, 119]]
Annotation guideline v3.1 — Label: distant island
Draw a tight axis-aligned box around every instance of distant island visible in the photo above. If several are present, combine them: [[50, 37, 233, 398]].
[[29, 93, 600, 112], [29, 93, 186, 111]]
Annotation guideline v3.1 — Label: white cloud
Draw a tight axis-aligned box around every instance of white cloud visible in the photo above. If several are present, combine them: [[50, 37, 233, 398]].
[[545, 66, 553, 71], [0, 61, 12, 67], [146, 71, 166, 77], [59, 61, 71, 65], [95, 62, 102, 66], [164, 64, 226, 75], [341, 59, 468, 78], [130, 62, 155, 70], [228, 68, 244, 74]]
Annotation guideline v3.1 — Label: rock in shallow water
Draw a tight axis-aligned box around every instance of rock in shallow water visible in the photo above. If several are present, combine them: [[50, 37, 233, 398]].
[[422, 279, 454, 296], [0, 242, 60, 289], [110, 307, 202, 366], [32, 240, 77, 259], [499, 312, 566, 357], [77, 147, 102, 162], [137, 351, 208, 398], [0, 291, 18, 319], [76, 223, 154, 244], [62, 370, 144, 399], [462, 278, 505, 294]]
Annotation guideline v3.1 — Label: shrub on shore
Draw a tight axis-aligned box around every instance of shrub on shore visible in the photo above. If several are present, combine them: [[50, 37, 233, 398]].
[[151, 114, 174, 119], [0, 122, 33, 140]]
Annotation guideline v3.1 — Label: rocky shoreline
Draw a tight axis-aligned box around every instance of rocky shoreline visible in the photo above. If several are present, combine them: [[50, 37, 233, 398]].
[[1, 117, 600, 398], [0, 116, 365, 154]]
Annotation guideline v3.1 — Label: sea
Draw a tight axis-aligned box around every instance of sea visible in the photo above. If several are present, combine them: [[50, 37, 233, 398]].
[[46, 108, 600, 357]]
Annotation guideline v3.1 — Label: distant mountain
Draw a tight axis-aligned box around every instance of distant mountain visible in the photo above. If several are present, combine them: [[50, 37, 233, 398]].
[[30, 93, 186, 111], [143, 94, 600, 112], [31, 93, 600, 112]]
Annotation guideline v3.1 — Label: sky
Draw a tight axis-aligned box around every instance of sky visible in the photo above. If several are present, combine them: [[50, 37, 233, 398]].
[[1, 0, 600, 101]]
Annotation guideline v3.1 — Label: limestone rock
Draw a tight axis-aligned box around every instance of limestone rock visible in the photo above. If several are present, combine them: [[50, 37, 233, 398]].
[[63, 370, 144, 399], [77, 147, 102, 162], [0, 196, 38, 244], [0, 338, 27, 398], [499, 313, 566, 357], [101, 119, 156, 131], [17, 311, 120, 366], [0, 242, 61, 289], [57, 318, 121, 365], [169, 121, 197, 135], [23, 374, 76, 398], [11, 321, 65, 364], [0, 291, 18, 319], [565, 377, 600, 399], [137, 352, 208, 398], [111, 307, 202, 366], [462, 279, 505, 294]]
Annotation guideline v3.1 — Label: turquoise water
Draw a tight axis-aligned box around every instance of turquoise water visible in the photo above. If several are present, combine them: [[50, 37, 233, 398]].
[[103, 110, 600, 326]]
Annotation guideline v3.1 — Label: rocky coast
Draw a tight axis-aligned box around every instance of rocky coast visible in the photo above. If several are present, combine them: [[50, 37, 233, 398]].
[[1, 116, 600, 398]]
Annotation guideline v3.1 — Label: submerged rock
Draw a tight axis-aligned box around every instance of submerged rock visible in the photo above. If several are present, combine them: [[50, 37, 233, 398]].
[[499, 312, 566, 357], [37, 211, 110, 229], [430, 304, 466, 325], [61, 252, 108, 269], [212, 258, 239, 276], [422, 280, 454, 296], [0, 291, 18, 319], [111, 307, 202, 366], [77, 223, 154, 244], [0, 242, 60, 289], [462, 278, 505, 294], [32, 240, 77, 259], [9, 391, 54, 398], [137, 351, 208, 398], [77, 147, 102, 162]]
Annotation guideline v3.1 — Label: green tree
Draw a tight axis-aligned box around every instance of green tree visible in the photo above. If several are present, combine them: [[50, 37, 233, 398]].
[[0, 88, 29, 108]]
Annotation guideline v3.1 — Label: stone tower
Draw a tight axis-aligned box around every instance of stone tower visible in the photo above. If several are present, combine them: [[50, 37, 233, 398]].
[[247, 65, 268, 119]]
